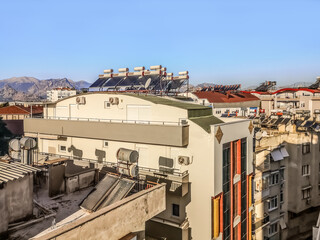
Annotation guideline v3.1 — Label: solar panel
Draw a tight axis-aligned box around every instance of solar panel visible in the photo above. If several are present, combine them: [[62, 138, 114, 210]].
[[101, 77, 122, 88], [295, 120, 304, 128], [90, 78, 108, 88], [302, 121, 314, 128], [281, 118, 291, 125]]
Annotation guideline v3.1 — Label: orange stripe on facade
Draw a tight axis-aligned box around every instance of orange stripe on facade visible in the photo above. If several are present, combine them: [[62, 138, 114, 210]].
[[237, 140, 242, 240], [220, 194, 223, 235], [230, 141, 234, 240]]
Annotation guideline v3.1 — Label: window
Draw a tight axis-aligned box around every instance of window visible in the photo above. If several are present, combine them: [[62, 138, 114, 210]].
[[280, 191, 283, 203], [302, 165, 310, 176], [301, 102, 305, 107], [269, 172, 279, 185], [302, 188, 311, 199], [104, 101, 111, 109], [269, 222, 278, 236], [268, 196, 278, 211], [280, 168, 285, 181], [59, 145, 66, 152], [302, 143, 311, 154], [103, 141, 108, 148], [172, 204, 180, 217]]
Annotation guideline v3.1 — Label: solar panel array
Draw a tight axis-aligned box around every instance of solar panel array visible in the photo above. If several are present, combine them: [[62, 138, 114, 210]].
[[200, 84, 241, 92], [89, 66, 188, 93]]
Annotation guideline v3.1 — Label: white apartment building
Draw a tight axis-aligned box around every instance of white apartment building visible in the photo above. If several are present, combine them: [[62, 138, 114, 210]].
[[46, 88, 76, 102], [24, 92, 254, 240]]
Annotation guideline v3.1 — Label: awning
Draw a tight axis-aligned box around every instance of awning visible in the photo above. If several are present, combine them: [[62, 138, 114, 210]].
[[271, 149, 283, 161], [279, 218, 287, 230], [280, 147, 289, 158]]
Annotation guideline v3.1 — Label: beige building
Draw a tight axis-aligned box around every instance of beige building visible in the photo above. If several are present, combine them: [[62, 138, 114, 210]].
[[253, 118, 320, 240], [24, 92, 254, 240], [46, 88, 77, 102], [251, 88, 320, 120]]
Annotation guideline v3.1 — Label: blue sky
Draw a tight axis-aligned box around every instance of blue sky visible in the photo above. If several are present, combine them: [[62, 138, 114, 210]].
[[0, 0, 319, 86]]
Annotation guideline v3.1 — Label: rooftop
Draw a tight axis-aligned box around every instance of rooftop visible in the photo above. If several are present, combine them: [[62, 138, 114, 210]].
[[0, 105, 43, 115], [193, 91, 260, 103]]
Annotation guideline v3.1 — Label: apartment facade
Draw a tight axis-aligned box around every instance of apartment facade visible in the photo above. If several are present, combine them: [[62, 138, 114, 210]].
[[253, 121, 320, 240], [46, 88, 76, 102], [24, 92, 254, 240], [250, 88, 320, 120]]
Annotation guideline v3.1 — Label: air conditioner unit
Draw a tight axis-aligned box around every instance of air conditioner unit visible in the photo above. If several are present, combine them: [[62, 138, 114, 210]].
[[178, 156, 190, 165], [76, 97, 86, 105], [109, 97, 119, 105]]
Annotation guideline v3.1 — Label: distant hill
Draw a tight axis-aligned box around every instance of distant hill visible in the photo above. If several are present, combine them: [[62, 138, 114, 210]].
[[0, 77, 91, 101]]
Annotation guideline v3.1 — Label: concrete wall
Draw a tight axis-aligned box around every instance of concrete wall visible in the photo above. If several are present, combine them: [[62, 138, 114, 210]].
[[33, 184, 166, 240], [0, 174, 33, 235], [24, 118, 189, 147]]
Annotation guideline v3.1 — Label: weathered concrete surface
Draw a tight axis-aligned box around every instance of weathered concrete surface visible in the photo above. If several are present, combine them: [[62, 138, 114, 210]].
[[6, 175, 33, 222], [49, 164, 65, 197], [33, 184, 166, 240], [0, 174, 33, 235], [0, 186, 9, 235]]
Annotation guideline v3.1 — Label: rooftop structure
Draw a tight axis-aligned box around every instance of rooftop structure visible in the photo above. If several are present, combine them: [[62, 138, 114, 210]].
[[89, 65, 189, 93]]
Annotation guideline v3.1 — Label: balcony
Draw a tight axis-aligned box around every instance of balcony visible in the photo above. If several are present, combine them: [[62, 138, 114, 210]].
[[24, 117, 189, 147]]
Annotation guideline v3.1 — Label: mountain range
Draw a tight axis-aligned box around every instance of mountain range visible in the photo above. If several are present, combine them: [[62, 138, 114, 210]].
[[0, 77, 91, 101]]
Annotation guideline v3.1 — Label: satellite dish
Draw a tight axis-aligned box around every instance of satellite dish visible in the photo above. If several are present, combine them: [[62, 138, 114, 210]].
[[145, 78, 151, 89], [255, 131, 262, 140]]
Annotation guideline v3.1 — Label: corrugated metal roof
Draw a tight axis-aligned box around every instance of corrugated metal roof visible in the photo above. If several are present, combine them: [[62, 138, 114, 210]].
[[0, 162, 40, 184]]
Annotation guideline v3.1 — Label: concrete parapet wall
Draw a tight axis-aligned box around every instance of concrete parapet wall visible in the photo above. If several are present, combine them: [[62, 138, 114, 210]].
[[33, 183, 166, 240]]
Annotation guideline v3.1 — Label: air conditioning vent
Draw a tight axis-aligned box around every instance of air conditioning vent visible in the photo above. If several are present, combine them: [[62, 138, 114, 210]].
[[178, 156, 191, 165]]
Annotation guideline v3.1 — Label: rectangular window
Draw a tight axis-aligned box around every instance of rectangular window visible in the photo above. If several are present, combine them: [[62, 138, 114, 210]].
[[280, 191, 283, 203], [280, 168, 285, 181], [302, 165, 310, 176], [268, 195, 278, 211], [302, 188, 311, 199], [59, 145, 66, 152], [302, 143, 311, 154], [172, 204, 180, 217], [223, 143, 231, 240], [269, 222, 278, 236], [104, 101, 111, 109], [233, 141, 238, 177], [269, 172, 279, 185], [233, 183, 238, 217], [103, 141, 108, 148]]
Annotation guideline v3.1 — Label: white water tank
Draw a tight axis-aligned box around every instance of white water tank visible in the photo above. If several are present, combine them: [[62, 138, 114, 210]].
[[117, 148, 139, 163]]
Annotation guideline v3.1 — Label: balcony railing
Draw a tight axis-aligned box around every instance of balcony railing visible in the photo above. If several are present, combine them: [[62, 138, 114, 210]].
[[32, 115, 187, 126]]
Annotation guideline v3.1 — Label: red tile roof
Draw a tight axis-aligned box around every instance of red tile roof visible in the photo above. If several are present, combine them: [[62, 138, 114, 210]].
[[193, 91, 260, 103], [0, 105, 43, 115]]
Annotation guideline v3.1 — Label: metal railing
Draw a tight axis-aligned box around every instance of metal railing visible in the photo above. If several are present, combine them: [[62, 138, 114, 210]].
[[37, 152, 188, 178], [30, 115, 187, 126]]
